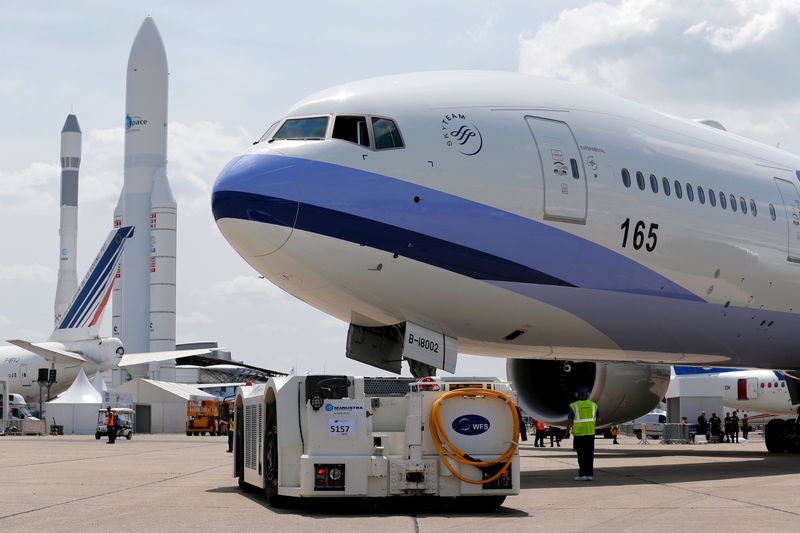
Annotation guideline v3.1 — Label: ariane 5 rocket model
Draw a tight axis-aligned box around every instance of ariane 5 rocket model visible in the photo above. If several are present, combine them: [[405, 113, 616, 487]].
[[118, 16, 177, 380], [54, 114, 81, 325]]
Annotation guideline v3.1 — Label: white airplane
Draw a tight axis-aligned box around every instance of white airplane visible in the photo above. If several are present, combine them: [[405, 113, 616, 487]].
[[673, 366, 799, 451], [210, 71, 800, 448], [1, 226, 132, 401], [1, 226, 208, 402]]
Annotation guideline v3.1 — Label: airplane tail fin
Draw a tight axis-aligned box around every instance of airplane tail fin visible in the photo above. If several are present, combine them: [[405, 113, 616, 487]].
[[49, 226, 134, 343]]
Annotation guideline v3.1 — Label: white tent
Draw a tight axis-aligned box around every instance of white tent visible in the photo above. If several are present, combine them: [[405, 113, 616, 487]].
[[46, 368, 103, 434], [114, 379, 215, 433]]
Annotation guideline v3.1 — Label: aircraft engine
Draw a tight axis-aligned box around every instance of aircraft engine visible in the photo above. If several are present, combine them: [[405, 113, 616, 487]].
[[68, 338, 124, 366], [506, 359, 670, 427]]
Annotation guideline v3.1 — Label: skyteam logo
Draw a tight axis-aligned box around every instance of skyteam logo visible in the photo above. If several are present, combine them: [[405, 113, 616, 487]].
[[125, 114, 148, 132], [451, 414, 491, 435], [441, 113, 483, 156]]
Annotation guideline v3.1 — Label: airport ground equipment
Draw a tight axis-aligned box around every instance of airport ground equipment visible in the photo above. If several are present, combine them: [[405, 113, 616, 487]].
[[95, 408, 135, 440], [234, 375, 520, 508], [186, 397, 222, 435]]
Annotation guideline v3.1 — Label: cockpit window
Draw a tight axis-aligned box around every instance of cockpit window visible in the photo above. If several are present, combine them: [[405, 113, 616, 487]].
[[256, 121, 279, 144], [272, 116, 329, 140], [332, 115, 370, 147], [372, 117, 404, 150]]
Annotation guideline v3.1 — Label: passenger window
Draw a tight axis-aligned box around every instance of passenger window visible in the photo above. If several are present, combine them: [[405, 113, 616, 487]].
[[770, 203, 776, 220], [636, 171, 645, 190], [698, 186, 705, 204], [273, 116, 329, 140], [372, 117, 404, 149], [740, 196, 747, 214], [750, 199, 757, 216], [720, 191, 727, 209], [332, 115, 370, 147], [622, 169, 631, 187], [709, 188, 716, 207], [730, 194, 737, 212], [686, 183, 694, 202], [662, 177, 671, 196], [674, 180, 683, 199], [649, 174, 658, 193]]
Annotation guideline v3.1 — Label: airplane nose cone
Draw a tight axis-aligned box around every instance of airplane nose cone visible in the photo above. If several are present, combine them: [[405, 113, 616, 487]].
[[212, 153, 299, 257]]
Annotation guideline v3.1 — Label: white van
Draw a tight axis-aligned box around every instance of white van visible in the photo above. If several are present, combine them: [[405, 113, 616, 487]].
[[631, 410, 667, 439]]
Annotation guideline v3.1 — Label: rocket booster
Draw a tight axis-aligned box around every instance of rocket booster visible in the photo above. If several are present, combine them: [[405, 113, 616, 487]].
[[121, 17, 169, 360], [111, 190, 123, 340], [54, 114, 81, 325]]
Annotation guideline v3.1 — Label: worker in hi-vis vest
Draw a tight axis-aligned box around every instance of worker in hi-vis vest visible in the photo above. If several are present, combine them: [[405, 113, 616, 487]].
[[565, 387, 600, 481]]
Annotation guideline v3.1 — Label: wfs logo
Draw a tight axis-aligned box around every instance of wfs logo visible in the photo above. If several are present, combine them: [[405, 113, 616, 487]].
[[452, 414, 491, 435], [441, 113, 483, 156], [125, 114, 148, 131]]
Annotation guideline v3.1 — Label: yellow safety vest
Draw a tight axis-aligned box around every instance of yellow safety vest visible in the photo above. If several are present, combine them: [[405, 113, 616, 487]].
[[570, 400, 597, 436], [229, 418, 234, 432]]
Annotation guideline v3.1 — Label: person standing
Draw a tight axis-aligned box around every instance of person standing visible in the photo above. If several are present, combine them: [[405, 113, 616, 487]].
[[227, 413, 235, 453], [709, 412, 722, 443], [742, 414, 749, 440], [565, 388, 599, 481], [730, 412, 740, 443], [697, 411, 708, 442], [724, 413, 732, 443], [106, 407, 116, 444], [610, 425, 620, 444], [548, 425, 562, 447], [534, 420, 546, 447]]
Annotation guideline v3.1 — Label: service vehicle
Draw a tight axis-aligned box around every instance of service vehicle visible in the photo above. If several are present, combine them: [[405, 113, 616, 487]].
[[95, 407, 135, 440], [631, 409, 667, 439], [234, 375, 521, 508], [186, 397, 221, 435]]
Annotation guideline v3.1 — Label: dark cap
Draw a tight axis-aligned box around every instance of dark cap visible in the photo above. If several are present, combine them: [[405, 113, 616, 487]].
[[576, 387, 589, 394]]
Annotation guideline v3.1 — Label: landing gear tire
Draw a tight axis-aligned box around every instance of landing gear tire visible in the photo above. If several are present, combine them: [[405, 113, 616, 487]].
[[786, 420, 800, 453], [765, 419, 786, 453], [264, 402, 288, 508], [633, 429, 642, 440], [95, 433, 101, 440]]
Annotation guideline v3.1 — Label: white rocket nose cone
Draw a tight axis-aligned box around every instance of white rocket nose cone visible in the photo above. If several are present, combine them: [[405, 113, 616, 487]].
[[128, 17, 168, 71]]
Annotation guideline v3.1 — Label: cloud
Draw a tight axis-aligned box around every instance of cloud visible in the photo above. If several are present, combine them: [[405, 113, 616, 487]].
[[319, 316, 346, 329], [0, 315, 11, 326], [202, 275, 288, 301], [0, 162, 59, 212], [0, 264, 56, 282], [518, 0, 800, 146], [177, 311, 213, 326], [468, 16, 495, 42], [519, 0, 800, 105]]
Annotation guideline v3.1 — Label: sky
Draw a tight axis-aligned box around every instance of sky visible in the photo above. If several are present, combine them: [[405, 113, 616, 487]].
[[2, 0, 800, 379]]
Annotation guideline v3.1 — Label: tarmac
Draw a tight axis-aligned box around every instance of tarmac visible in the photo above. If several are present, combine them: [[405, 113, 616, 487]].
[[0, 433, 798, 532]]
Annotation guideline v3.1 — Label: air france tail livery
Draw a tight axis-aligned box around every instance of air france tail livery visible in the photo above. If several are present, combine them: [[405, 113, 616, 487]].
[[1, 227, 133, 401], [212, 71, 800, 431]]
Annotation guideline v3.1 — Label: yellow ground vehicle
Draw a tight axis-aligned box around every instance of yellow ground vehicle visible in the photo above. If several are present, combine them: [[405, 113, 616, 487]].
[[186, 397, 221, 436]]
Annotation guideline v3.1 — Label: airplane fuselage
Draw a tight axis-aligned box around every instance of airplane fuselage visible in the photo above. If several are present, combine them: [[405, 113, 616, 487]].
[[213, 71, 800, 372], [0, 344, 104, 402]]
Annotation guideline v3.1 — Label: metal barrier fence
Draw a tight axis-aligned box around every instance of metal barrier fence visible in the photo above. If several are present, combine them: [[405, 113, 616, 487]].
[[661, 423, 691, 444]]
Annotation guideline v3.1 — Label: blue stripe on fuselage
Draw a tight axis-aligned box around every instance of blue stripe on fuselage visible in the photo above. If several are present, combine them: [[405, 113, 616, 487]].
[[212, 154, 704, 302]]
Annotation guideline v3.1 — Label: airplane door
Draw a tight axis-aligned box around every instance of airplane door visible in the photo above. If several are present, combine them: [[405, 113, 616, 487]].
[[773, 177, 800, 262], [525, 116, 587, 224], [737, 378, 757, 400], [20, 364, 32, 387]]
